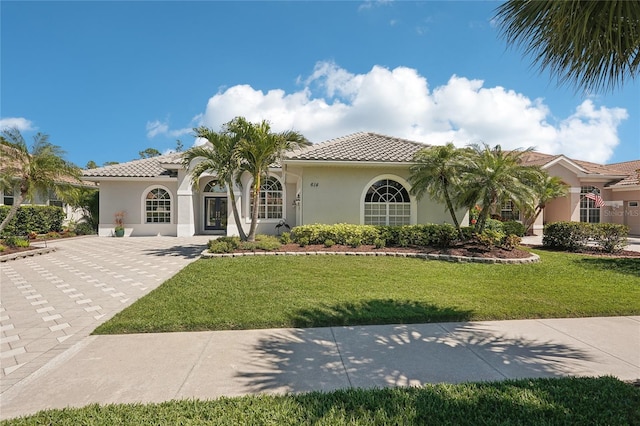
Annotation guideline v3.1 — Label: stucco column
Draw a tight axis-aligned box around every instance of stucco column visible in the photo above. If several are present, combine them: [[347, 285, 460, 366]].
[[176, 170, 195, 237]]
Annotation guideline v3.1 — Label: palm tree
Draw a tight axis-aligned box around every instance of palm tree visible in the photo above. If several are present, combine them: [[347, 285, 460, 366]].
[[459, 144, 544, 233], [0, 128, 81, 234], [494, 0, 640, 93], [408, 143, 470, 238], [230, 117, 308, 242], [517, 174, 569, 235], [182, 126, 247, 241]]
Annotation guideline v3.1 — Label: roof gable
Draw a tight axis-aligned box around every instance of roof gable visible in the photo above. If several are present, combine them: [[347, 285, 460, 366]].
[[286, 132, 428, 163]]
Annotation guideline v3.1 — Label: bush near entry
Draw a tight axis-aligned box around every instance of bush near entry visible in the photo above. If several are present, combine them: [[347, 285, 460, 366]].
[[543, 222, 629, 253]]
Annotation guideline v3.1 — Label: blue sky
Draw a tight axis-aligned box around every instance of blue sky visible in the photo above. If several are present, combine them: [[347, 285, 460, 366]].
[[2, 1, 638, 167]]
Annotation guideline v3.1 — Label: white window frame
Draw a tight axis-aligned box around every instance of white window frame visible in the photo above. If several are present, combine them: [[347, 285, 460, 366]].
[[141, 185, 173, 224], [360, 175, 416, 226], [245, 174, 285, 223], [580, 186, 601, 223]]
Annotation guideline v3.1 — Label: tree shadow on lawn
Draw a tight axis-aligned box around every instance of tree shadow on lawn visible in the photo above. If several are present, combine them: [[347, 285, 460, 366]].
[[573, 257, 640, 278], [234, 300, 592, 400], [288, 299, 472, 328]]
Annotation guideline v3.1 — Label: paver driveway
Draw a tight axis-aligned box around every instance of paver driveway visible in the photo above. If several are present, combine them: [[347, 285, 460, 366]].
[[0, 235, 211, 394]]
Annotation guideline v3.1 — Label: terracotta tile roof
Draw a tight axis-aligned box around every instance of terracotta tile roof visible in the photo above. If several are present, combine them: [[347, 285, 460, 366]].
[[606, 159, 640, 187], [82, 153, 180, 178], [519, 151, 630, 176], [286, 132, 428, 162]]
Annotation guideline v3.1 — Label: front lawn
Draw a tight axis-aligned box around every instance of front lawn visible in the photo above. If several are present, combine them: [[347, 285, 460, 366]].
[[4, 377, 639, 425], [94, 250, 640, 334]]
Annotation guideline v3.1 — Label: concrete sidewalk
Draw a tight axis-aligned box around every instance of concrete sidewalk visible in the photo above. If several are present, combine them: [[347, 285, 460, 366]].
[[1, 316, 638, 420]]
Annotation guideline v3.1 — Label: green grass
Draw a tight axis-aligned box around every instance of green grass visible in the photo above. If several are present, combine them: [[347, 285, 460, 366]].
[[3, 377, 639, 425], [94, 250, 639, 334]]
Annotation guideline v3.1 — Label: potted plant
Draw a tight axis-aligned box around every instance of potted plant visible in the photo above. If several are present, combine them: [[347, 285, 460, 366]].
[[114, 211, 126, 237]]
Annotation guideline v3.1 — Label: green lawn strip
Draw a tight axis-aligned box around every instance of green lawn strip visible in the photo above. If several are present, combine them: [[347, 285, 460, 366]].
[[94, 250, 640, 334], [3, 377, 639, 425]]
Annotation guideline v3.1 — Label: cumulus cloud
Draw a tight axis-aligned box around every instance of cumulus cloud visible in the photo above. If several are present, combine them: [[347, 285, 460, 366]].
[[0, 117, 35, 132], [169, 61, 627, 163]]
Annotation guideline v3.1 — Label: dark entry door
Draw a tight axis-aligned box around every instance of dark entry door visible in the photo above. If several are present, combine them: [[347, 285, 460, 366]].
[[205, 197, 227, 230]]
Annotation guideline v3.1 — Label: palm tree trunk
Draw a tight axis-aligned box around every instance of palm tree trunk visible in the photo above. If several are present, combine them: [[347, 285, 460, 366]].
[[246, 177, 261, 242], [443, 189, 463, 239], [226, 179, 247, 241], [0, 192, 25, 234]]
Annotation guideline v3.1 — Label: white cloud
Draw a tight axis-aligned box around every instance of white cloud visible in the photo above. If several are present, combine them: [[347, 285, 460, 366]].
[[146, 119, 191, 139], [170, 61, 627, 163], [0, 117, 35, 132]]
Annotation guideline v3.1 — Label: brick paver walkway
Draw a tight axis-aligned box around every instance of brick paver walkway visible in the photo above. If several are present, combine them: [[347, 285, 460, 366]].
[[0, 236, 210, 394]]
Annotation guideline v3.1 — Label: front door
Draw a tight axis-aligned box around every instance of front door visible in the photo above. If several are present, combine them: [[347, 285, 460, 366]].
[[205, 197, 227, 231]]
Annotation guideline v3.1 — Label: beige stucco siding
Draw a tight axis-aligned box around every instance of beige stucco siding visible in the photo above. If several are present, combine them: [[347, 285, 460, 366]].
[[298, 165, 463, 226], [97, 180, 178, 236]]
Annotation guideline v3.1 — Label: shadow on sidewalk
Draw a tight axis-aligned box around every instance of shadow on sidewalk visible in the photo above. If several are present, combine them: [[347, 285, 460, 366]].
[[141, 244, 207, 260]]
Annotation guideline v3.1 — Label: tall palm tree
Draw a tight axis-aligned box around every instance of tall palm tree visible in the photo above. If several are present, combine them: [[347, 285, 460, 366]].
[[182, 126, 247, 241], [494, 0, 640, 93], [459, 144, 544, 233], [408, 143, 470, 238], [517, 174, 569, 235], [0, 128, 81, 233], [230, 117, 308, 242]]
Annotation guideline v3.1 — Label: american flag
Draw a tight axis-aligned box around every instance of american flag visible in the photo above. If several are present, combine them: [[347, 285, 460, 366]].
[[584, 192, 605, 208]]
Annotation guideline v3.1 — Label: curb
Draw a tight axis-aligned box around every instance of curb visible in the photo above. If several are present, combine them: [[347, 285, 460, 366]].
[[201, 249, 541, 264], [0, 247, 57, 262]]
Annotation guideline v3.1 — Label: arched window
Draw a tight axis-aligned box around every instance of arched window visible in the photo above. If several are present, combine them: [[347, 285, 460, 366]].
[[580, 186, 601, 223], [251, 176, 283, 219], [203, 180, 226, 193], [364, 179, 411, 225], [145, 187, 171, 223]]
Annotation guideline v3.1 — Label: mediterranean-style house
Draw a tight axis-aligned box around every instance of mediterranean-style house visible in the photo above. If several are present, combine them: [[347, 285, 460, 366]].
[[81, 132, 640, 237]]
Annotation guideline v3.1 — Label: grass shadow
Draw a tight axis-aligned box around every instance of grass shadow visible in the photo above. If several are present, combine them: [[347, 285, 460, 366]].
[[573, 257, 640, 278], [288, 299, 473, 328]]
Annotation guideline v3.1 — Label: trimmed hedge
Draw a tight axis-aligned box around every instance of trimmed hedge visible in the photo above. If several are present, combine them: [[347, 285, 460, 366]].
[[543, 221, 629, 253], [0, 205, 65, 236]]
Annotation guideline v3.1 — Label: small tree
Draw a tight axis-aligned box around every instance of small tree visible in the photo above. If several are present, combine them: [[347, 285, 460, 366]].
[[230, 117, 308, 242], [409, 143, 470, 239], [182, 126, 247, 241], [458, 144, 544, 233], [139, 148, 162, 159], [517, 174, 569, 235], [0, 128, 81, 234]]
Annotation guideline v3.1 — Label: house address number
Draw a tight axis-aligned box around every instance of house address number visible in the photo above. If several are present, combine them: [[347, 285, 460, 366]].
[[310, 182, 319, 187]]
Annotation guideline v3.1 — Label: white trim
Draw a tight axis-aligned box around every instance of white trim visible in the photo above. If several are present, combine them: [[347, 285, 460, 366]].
[[141, 184, 174, 225], [359, 174, 417, 225], [244, 174, 286, 224], [541, 155, 588, 174]]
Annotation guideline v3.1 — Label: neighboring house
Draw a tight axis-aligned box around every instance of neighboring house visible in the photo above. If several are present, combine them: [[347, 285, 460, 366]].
[[0, 185, 92, 226], [82, 133, 465, 237], [82, 132, 640, 237], [520, 153, 640, 235]]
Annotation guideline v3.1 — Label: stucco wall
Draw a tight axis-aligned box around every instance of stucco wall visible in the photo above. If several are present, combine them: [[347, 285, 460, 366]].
[[97, 180, 178, 237], [297, 165, 462, 226]]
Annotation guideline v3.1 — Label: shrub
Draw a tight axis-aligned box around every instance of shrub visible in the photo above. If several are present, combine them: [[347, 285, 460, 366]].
[[75, 222, 96, 235], [0, 244, 5, 252], [543, 222, 592, 251], [0, 205, 65, 236], [291, 223, 379, 245], [46, 231, 61, 239], [502, 234, 522, 250], [346, 236, 362, 248], [208, 236, 241, 254], [484, 218, 505, 233], [460, 226, 475, 241], [254, 235, 281, 251], [323, 239, 335, 248], [279, 232, 291, 244], [593, 223, 629, 253], [502, 220, 525, 237], [298, 237, 309, 247], [3, 236, 30, 248], [374, 237, 386, 249], [476, 229, 505, 249], [435, 224, 458, 248]]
